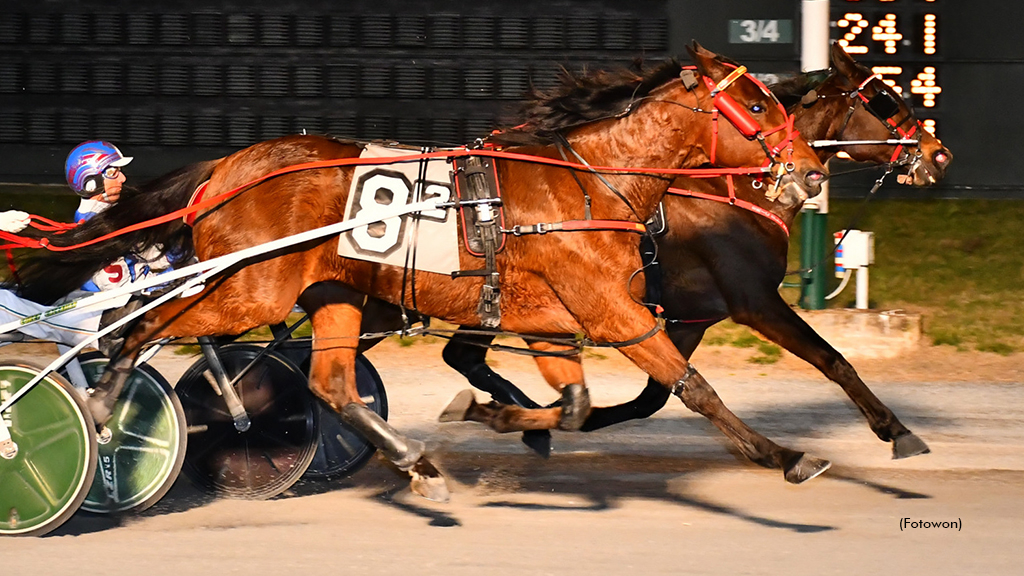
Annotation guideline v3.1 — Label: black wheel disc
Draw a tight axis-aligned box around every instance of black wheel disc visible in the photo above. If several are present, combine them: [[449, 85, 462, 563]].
[[176, 345, 318, 500], [303, 353, 388, 480]]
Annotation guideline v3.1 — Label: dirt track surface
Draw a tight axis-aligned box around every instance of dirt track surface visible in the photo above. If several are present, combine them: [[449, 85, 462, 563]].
[[4, 340, 1023, 574]]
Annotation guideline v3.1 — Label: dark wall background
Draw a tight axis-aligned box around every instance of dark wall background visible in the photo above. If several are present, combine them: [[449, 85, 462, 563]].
[[0, 0, 671, 183], [0, 0, 1014, 198]]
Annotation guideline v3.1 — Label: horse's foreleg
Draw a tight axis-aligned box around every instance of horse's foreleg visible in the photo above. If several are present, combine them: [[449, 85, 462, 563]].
[[614, 328, 830, 483], [299, 284, 449, 501], [731, 293, 929, 459], [562, 292, 829, 483]]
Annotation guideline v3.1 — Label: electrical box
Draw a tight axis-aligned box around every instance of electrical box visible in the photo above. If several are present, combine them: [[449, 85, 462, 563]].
[[834, 230, 874, 276]]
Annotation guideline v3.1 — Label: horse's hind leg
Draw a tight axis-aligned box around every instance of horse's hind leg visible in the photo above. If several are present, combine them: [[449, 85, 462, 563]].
[[298, 283, 449, 501], [442, 330, 544, 408], [440, 330, 592, 433], [85, 346, 143, 429]]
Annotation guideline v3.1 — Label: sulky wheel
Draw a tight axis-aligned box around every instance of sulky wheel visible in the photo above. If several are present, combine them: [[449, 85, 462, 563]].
[[176, 344, 318, 500], [64, 351, 187, 515], [0, 364, 97, 537], [303, 353, 388, 481]]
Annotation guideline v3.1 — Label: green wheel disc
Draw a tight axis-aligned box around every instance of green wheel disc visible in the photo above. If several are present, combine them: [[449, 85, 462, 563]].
[[0, 364, 96, 536], [69, 352, 186, 515]]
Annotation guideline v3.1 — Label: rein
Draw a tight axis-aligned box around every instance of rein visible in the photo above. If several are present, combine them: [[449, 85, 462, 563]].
[[785, 164, 894, 278], [418, 321, 665, 358], [0, 148, 772, 255]]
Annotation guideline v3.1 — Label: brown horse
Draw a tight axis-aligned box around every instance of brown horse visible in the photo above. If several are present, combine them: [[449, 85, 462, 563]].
[[13, 44, 827, 500], [440, 43, 951, 462]]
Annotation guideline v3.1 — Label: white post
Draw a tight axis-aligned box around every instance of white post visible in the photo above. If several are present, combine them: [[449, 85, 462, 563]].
[[801, 0, 831, 71], [856, 267, 869, 310], [801, 0, 830, 215]]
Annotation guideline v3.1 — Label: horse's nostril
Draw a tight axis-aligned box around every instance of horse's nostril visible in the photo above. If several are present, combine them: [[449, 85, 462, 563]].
[[934, 150, 950, 165], [806, 171, 826, 183]]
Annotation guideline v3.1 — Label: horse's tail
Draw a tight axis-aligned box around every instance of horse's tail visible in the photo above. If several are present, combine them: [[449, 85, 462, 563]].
[[5, 158, 222, 304]]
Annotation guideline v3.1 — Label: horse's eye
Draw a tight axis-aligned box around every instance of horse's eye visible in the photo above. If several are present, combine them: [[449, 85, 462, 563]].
[[750, 104, 765, 114]]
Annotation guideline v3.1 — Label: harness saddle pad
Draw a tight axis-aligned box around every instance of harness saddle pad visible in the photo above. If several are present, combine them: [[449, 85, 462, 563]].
[[452, 155, 506, 256], [337, 144, 460, 275]]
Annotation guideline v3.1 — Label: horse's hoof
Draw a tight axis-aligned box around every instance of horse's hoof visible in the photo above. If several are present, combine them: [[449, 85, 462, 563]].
[[409, 457, 450, 503], [784, 454, 832, 484], [521, 430, 552, 458], [892, 433, 930, 459], [557, 384, 591, 431], [439, 390, 476, 422]]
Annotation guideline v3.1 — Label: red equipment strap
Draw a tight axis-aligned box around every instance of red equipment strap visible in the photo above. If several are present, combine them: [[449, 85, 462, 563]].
[[0, 145, 773, 255], [4, 248, 21, 288], [27, 215, 78, 232], [183, 180, 210, 227], [710, 109, 719, 164]]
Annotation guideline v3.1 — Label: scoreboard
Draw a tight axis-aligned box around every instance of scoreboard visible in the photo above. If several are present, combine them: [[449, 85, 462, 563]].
[[0, 0, 1020, 194], [668, 0, 1024, 196], [832, 1, 944, 142]]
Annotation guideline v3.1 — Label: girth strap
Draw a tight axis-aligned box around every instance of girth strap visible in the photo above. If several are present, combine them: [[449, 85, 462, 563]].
[[506, 219, 646, 236]]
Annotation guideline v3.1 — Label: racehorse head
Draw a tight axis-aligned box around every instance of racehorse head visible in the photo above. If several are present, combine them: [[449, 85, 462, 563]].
[[795, 43, 952, 186], [686, 43, 828, 206], [506, 44, 827, 218]]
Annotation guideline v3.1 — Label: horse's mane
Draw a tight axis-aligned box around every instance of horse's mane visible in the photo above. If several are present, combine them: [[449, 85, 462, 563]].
[[490, 59, 687, 145], [770, 69, 834, 110], [5, 159, 218, 304]]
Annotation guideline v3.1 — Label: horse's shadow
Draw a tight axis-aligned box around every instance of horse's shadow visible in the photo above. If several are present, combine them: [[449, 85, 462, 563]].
[[448, 453, 837, 533], [47, 396, 938, 536]]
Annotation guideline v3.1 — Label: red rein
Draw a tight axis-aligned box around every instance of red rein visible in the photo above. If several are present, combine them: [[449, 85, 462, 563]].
[[3, 65, 804, 255], [0, 148, 773, 254]]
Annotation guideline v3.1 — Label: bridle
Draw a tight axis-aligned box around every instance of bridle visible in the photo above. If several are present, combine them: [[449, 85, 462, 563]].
[[613, 64, 803, 202], [696, 65, 801, 201], [535, 63, 806, 328], [808, 73, 925, 172], [544, 63, 804, 221]]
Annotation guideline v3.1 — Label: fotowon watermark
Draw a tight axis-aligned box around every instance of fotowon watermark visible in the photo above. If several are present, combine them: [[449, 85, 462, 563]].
[[901, 518, 961, 531]]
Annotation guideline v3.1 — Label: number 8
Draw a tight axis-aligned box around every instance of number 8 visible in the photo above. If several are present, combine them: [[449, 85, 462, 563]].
[[350, 171, 411, 254]]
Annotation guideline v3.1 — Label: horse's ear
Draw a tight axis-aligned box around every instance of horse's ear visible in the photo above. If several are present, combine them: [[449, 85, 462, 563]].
[[687, 41, 731, 83], [830, 42, 860, 85], [690, 40, 716, 58]]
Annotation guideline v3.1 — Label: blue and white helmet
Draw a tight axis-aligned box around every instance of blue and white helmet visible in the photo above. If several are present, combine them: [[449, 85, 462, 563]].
[[64, 140, 133, 197]]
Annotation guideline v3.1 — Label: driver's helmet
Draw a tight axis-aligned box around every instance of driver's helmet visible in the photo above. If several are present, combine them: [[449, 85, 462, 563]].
[[64, 140, 133, 197]]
